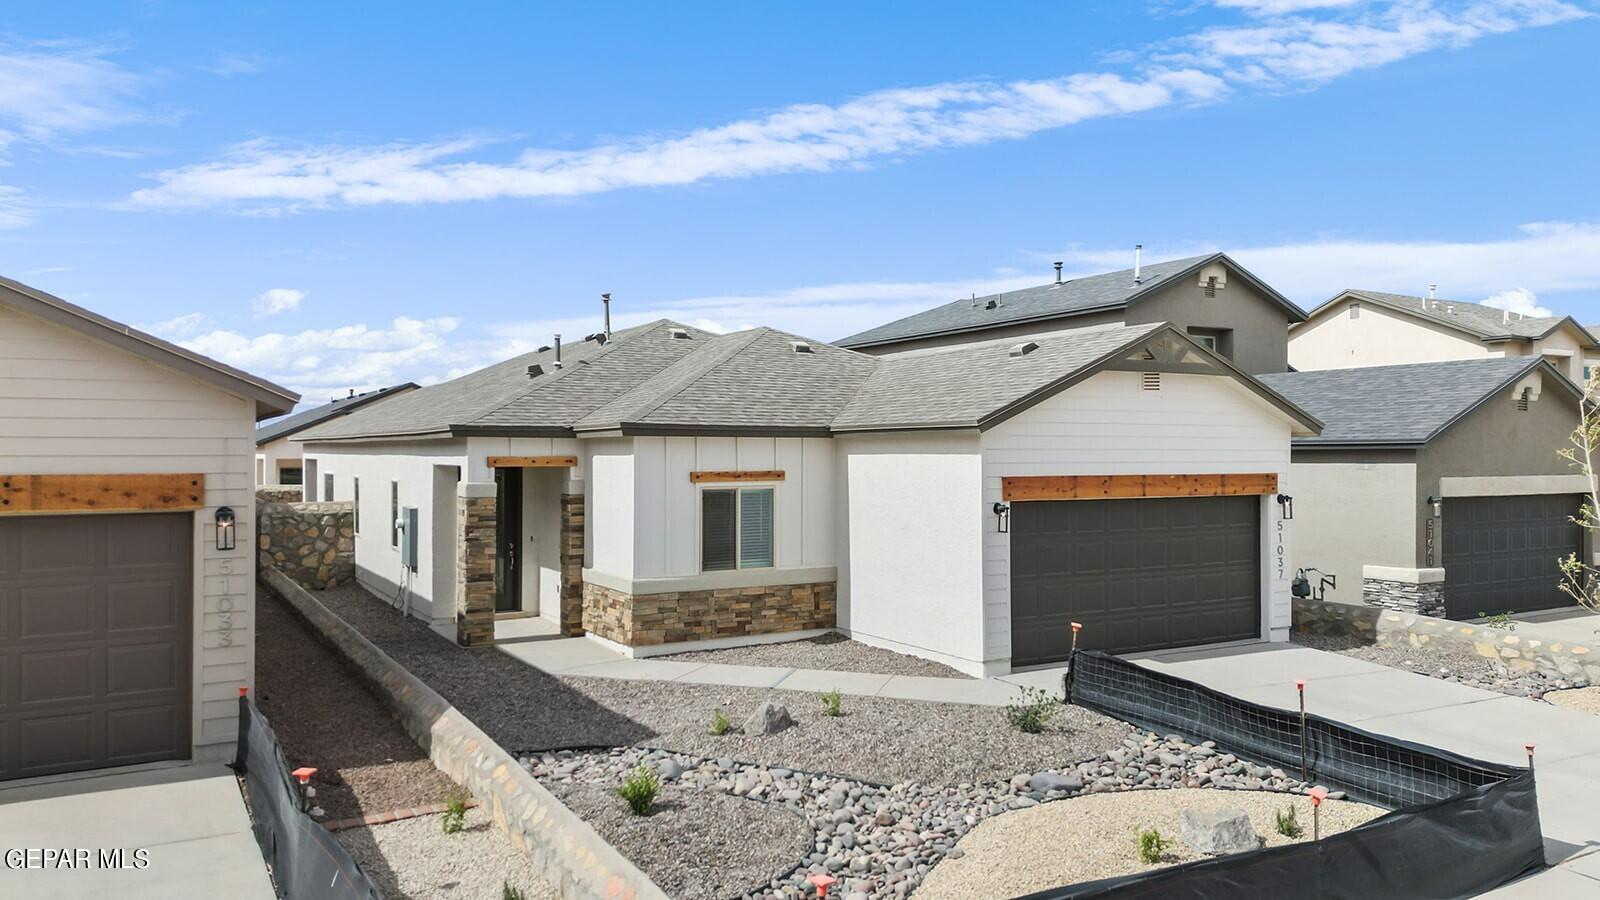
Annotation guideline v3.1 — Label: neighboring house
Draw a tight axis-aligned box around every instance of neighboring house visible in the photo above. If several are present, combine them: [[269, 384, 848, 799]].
[[1259, 358, 1586, 621], [0, 275, 298, 782], [299, 318, 1319, 676], [835, 252, 1307, 375], [255, 383, 417, 488], [1289, 289, 1600, 384]]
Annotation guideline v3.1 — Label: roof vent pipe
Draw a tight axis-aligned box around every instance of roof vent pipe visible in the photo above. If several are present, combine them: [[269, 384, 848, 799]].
[[1133, 244, 1143, 284], [1504, 309, 1510, 324], [601, 293, 612, 340], [553, 333, 562, 368], [1054, 261, 1063, 284], [1428, 284, 1437, 299], [970, 292, 977, 308]]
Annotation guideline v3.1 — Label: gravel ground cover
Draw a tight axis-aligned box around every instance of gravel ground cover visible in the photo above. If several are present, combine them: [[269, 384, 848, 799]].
[[313, 583, 1129, 785], [335, 807, 557, 900], [916, 789, 1384, 899], [255, 585, 456, 821], [546, 775, 812, 900], [1291, 631, 1586, 700], [1544, 686, 1600, 714], [657, 632, 969, 678], [529, 732, 1331, 899]]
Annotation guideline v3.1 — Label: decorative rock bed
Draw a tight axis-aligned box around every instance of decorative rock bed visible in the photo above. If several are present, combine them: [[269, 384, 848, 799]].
[[1292, 631, 1588, 701]]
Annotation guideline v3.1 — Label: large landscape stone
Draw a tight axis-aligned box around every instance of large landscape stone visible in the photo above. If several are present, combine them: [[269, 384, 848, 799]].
[[742, 701, 795, 735], [1178, 807, 1262, 855]]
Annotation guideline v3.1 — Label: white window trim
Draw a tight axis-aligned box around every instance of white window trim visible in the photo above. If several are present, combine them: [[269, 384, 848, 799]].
[[390, 480, 400, 549], [697, 483, 779, 573]]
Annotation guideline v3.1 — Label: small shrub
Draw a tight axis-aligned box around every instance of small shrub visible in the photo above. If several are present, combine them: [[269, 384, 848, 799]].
[[1274, 804, 1304, 838], [1479, 610, 1518, 632], [440, 788, 468, 835], [709, 709, 732, 736], [1136, 827, 1172, 864], [617, 765, 661, 816], [819, 689, 843, 717], [502, 884, 526, 900], [1005, 685, 1058, 734]]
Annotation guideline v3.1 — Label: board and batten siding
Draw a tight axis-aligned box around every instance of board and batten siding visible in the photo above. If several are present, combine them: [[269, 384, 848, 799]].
[[980, 370, 1295, 668], [0, 303, 257, 762]]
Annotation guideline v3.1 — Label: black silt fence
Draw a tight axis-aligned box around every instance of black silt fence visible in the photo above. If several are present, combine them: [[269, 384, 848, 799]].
[[1022, 651, 1544, 900], [234, 694, 383, 900]]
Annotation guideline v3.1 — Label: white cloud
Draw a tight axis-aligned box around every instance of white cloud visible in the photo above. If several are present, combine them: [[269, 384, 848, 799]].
[[0, 184, 32, 228], [203, 52, 265, 77], [146, 311, 212, 339], [252, 287, 305, 316], [1479, 288, 1553, 317], [0, 41, 145, 147], [1214, 0, 1364, 14]]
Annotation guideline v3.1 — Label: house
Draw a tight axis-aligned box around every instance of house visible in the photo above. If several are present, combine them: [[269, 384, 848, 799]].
[[299, 317, 1319, 675], [1258, 357, 1587, 620], [0, 275, 298, 782], [254, 383, 417, 487], [1288, 288, 1599, 384], [835, 251, 1306, 375]]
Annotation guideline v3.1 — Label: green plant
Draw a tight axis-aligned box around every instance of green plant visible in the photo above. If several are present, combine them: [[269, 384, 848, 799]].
[[819, 689, 843, 717], [1136, 828, 1173, 864], [709, 709, 732, 736], [440, 788, 468, 834], [1274, 804, 1304, 838], [1005, 685, 1058, 734], [502, 883, 526, 900], [617, 765, 661, 816], [1479, 610, 1518, 632]]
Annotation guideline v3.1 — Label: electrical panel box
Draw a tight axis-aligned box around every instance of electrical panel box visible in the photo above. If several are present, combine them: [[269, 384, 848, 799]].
[[400, 506, 419, 571]]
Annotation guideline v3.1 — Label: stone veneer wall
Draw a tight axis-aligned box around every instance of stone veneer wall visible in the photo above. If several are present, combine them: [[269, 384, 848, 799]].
[[1362, 577, 1446, 617], [582, 580, 836, 647], [256, 496, 353, 590], [257, 485, 305, 503], [559, 493, 585, 637], [456, 493, 496, 647]]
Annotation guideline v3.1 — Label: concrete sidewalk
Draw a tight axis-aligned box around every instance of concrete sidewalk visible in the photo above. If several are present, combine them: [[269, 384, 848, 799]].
[[1508, 606, 1600, 650], [1122, 642, 1600, 896], [0, 764, 276, 899]]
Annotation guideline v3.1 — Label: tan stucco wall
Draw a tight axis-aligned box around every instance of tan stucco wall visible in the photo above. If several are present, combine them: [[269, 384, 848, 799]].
[[1290, 299, 1490, 371], [1287, 454, 1419, 603]]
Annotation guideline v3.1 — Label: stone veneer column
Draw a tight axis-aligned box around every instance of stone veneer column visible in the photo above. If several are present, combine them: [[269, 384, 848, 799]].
[[1361, 565, 1446, 617], [559, 493, 585, 636], [456, 486, 497, 647]]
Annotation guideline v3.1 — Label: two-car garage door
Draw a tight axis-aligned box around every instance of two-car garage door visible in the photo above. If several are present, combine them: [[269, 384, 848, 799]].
[[1441, 494, 1583, 620], [1010, 496, 1260, 666], [0, 513, 192, 781]]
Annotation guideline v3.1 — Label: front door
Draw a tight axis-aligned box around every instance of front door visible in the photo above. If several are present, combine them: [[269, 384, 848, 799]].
[[495, 467, 522, 613]]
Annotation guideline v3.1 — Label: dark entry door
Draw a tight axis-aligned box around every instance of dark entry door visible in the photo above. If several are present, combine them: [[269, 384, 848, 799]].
[[495, 467, 522, 613], [1442, 494, 1582, 619], [1010, 495, 1260, 666], [0, 513, 193, 781]]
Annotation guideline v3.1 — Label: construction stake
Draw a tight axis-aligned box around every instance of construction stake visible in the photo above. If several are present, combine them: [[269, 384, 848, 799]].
[[1297, 679, 1308, 782]]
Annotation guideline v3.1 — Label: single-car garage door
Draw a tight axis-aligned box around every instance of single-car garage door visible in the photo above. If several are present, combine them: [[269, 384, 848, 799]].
[[1011, 495, 1260, 665], [0, 513, 192, 781], [1442, 494, 1582, 620]]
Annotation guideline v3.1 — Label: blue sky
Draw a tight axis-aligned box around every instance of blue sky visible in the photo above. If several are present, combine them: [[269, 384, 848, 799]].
[[1, 1, 1597, 407]]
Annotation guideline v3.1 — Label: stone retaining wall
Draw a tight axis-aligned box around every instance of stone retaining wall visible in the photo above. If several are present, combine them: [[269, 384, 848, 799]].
[[256, 498, 353, 590], [257, 485, 305, 503], [261, 566, 667, 900], [582, 580, 836, 647], [1362, 577, 1446, 617]]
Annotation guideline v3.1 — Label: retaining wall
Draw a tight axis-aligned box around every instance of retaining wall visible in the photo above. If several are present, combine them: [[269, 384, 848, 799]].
[[257, 496, 354, 590]]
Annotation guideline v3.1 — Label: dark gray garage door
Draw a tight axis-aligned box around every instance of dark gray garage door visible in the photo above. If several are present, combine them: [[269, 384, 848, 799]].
[[1011, 495, 1260, 666], [1442, 494, 1582, 620], [0, 513, 192, 781]]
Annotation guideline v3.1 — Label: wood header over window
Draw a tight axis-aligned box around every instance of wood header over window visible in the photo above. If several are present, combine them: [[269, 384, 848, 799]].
[[0, 473, 206, 515], [487, 456, 578, 468], [689, 470, 786, 484], [1001, 473, 1278, 502]]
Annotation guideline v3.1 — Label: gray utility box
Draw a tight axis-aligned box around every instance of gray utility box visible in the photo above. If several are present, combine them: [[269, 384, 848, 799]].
[[399, 506, 419, 571]]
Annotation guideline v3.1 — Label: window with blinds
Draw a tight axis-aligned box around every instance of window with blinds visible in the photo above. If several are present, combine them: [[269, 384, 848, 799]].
[[701, 487, 775, 572], [740, 489, 774, 568]]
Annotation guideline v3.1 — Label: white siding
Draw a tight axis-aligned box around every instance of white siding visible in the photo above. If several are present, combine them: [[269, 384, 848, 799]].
[[586, 439, 636, 578], [1289, 301, 1491, 371], [980, 370, 1295, 665], [0, 304, 258, 763]]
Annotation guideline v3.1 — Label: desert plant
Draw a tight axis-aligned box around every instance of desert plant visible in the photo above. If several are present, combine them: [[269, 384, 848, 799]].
[[1136, 827, 1173, 864], [709, 709, 732, 736], [502, 884, 526, 900], [1005, 685, 1058, 734], [1559, 368, 1600, 613], [617, 765, 661, 816], [440, 788, 468, 834], [819, 689, 843, 717], [1479, 610, 1518, 632], [1274, 804, 1304, 838]]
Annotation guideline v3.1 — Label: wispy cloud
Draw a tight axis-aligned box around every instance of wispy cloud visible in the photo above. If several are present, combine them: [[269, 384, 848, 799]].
[[253, 287, 305, 316], [129, 1, 1585, 214], [0, 41, 147, 150], [202, 52, 266, 77], [0, 184, 33, 228]]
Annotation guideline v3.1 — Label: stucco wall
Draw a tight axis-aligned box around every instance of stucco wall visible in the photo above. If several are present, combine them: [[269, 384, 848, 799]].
[[1286, 453, 1419, 602], [0, 302, 258, 763], [255, 435, 303, 486], [1290, 300, 1491, 371]]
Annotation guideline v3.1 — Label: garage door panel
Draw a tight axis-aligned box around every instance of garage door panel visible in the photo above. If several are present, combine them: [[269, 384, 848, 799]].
[[18, 712, 99, 771], [107, 643, 181, 695], [107, 581, 183, 631], [1442, 494, 1580, 619], [18, 649, 97, 704], [106, 705, 180, 762], [19, 584, 97, 639], [15, 523, 99, 572]]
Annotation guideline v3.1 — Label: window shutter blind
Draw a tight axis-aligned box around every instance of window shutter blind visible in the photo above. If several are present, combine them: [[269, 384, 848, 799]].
[[740, 489, 774, 568], [701, 490, 737, 571]]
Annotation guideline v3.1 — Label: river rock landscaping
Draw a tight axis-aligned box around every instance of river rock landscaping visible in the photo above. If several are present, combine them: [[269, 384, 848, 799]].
[[656, 631, 970, 678], [1291, 630, 1587, 700]]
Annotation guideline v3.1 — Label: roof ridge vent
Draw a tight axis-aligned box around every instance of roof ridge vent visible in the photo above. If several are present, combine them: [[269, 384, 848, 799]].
[[1008, 341, 1039, 357], [790, 340, 813, 354]]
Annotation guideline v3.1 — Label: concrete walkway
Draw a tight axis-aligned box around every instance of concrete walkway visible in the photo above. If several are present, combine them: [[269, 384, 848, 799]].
[[1508, 606, 1600, 650], [0, 764, 276, 899]]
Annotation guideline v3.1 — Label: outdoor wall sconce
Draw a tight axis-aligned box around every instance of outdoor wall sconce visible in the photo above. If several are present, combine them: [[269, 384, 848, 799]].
[[215, 506, 237, 551], [993, 501, 1011, 533], [1276, 494, 1294, 520], [1426, 495, 1443, 518]]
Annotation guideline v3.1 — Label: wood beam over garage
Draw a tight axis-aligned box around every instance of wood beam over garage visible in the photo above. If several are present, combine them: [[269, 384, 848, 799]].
[[1001, 473, 1278, 502], [689, 470, 786, 484], [0, 473, 206, 514], [487, 456, 578, 468]]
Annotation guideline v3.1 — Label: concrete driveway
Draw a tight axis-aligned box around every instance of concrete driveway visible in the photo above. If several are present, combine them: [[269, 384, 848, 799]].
[[1123, 641, 1600, 897], [0, 764, 275, 899]]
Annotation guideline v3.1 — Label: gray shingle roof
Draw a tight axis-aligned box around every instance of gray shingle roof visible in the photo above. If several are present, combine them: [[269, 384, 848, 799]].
[[256, 383, 418, 444], [1257, 358, 1559, 446], [1338, 290, 1594, 344]]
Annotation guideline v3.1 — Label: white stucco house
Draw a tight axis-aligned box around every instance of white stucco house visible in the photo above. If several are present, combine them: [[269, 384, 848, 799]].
[[254, 383, 416, 487], [300, 313, 1319, 677], [0, 275, 298, 782]]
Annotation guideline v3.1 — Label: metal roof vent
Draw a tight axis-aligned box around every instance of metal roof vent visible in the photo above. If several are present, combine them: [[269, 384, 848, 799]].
[[527, 364, 543, 378], [790, 340, 813, 354], [537, 344, 551, 353], [1142, 372, 1161, 391], [984, 299, 998, 310], [1054, 261, 1063, 285], [669, 327, 691, 339], [1517, 387, 1531, 411], [1008, 341, 1039, 358]]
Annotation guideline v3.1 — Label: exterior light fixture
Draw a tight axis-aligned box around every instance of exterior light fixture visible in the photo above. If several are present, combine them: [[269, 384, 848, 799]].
[[993, 501, 1011, 533], [215, 506, 237, 551], [1276, 493, 1294, 520], [1426, 495, 1443, 518]]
